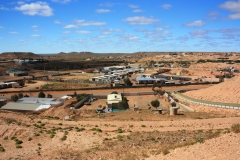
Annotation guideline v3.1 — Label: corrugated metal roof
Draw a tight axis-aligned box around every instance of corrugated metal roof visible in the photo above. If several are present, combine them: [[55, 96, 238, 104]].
[[1, 103, 43, 111], [136, 77, 154, 81], [17, 97, 56, 104]]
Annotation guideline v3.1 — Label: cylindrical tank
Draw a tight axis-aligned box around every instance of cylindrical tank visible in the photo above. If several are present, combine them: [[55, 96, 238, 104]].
[[170, 107, 178, 115]]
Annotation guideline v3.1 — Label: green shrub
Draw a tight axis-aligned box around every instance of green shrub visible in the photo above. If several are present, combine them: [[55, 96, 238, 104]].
[[34, 133, 40, 136], [28, 137, 32, 141], [0, 146, 5, 152], [10, 136, 16, 140], [92, 128, 102, 132], [231, 123, 240, 133], [76, 128, 85, 132], [50, 134, 55, 138], [15, 139, 23, 145], [61, 135, 67, 141], [117, 135, 123, 141], [117, 128, 123, 133], [16, 145, 22, 149]]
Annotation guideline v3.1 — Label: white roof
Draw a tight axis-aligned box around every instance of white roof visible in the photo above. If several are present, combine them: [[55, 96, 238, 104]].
[[35, 104, 51, 111], [107, 94, 122, 103], [60, 96, 72, 99]]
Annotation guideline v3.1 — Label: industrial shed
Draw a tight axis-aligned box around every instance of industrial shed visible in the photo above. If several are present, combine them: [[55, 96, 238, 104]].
[[136, 77, 155, 84], [1, 97, 62, 112]]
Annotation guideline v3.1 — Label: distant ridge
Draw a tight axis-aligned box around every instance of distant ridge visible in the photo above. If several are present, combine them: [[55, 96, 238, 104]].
[[0, 52, 40, 59]]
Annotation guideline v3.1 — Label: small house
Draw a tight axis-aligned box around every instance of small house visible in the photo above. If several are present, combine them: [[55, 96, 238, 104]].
[[107, 94, 122, 109]]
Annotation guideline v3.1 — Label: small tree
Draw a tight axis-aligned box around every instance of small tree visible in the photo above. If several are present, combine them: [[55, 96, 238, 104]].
[[24, 94, 29, 97], [38, 91, 45, 98], [47, 94, 52, 98], [151, 99, 160, 109], [111, 91, 118, 94], [11, 94, 19, 102], [74, 91, 77, 97], [123, 77, 133, 86], [171, 102, 177, 107], [18, 92, 23, 99]]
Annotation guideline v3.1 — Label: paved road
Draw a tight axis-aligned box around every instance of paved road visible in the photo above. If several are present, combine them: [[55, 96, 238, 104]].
[[0, 84, 212, 99]]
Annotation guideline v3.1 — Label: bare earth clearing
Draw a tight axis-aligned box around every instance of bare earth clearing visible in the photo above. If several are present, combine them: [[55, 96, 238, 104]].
[[0, 94, 240, 160]]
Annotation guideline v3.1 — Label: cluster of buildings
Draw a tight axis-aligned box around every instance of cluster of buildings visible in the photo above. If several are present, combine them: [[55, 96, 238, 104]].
[[89, 66, 144, 84], [135, 74, 192, 85]]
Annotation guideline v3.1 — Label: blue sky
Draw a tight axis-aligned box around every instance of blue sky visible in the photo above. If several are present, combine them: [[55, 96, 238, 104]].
[[0, 0, 240, 53]]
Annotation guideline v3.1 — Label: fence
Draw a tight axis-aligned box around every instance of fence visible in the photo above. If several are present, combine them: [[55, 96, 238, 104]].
[[172, 92, 240, 110]]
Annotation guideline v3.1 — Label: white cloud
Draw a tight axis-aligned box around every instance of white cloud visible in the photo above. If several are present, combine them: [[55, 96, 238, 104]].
[[31, 25, 38, 28], [129, 4, 139, 8], [219, 0, 240, 12], [51, 0, 71, 4], [133, 9, 142, 13], [209, 11, 219, 16], [15, 2, 53, 16], [228, 12, 240, 19], [0, 26, 3, 29], [76, 30, 91, 34], [18, 39, 28, 43], [63, 31, 71, 34], [9, 32, 19, 34], [101, 28, 123, 34], [123, 16, 159, 25], [220, 0, 240, 19], [161, 4, 172, 10], [95, 9, 110, 13], [54, 20, 61, 24], [75, 19, 106, 26], [189, 30, 208, 38], [185, 20, 205, 27], [63, 24, 78, 28], [0, 5, 9, 11], [99, 2, 116, 7], [121, 34, 139, 40], [31, 34, 40, 37]]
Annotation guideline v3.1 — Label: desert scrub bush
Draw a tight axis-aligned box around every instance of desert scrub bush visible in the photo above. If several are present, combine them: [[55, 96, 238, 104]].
[[194, 137, 205, 143], [0, 144, 5, 152], [50, 134, 55, 138], [34, 133, 40, 136], [162, 148, 170, 155], [76, 128, 85, 132], [54, 116, 60, 120], [17, 122, 22, 126], [37, 121, 42, 123], [58, 123, 62, 125], [16, 145, 22, 149], [117, 128, 124, 133], [231, 123, 240, 133], [6, 118, 16, 125], [117, 135, 123, 141], [15, 139, 23, 145], [141, 125, 146, 127], [28, 137, 32, 141], [61, 135, 67, 141], [10, 136, 16, 140], [3, 136, 8, 140], [92, 128, 102, 132]]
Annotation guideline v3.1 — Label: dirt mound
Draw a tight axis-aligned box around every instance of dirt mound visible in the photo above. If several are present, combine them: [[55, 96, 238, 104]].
[[147, 132, 240, 160], [40, 98, 79, 118], [184, 74, 240, 104]]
